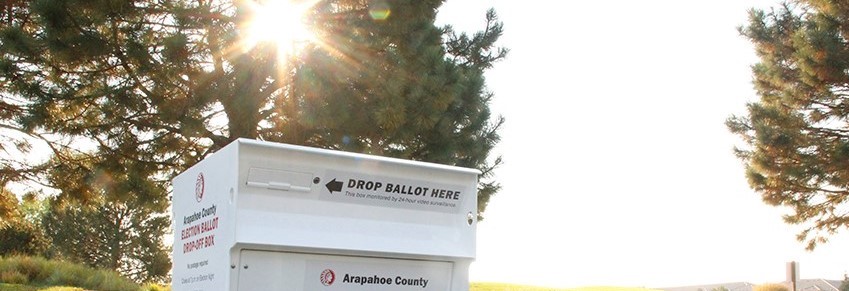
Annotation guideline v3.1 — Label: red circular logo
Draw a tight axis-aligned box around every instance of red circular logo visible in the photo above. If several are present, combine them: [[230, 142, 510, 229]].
[[195, 173, 205, 203], [320, 269, 335, 286]]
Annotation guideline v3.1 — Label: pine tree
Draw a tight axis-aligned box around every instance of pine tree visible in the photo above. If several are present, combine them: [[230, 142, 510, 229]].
[[729, 0, 849, 249], [38, 151, 171, 283], [1, 0, 505, 279], [1, 0, 505, 213], [0, 187, 17, 222], [0, 188, 49, 257], [41, 196, 171, 283]]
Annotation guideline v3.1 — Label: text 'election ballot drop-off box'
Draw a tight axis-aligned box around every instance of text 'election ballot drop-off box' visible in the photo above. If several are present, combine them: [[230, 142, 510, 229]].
[[172, 139, 479, 291]]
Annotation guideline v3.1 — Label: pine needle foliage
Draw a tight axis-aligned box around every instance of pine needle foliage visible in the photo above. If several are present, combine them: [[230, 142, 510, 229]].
[[0, 0, 506, 217], [730, 0, 849, 249], [0, 0, 506, 280]]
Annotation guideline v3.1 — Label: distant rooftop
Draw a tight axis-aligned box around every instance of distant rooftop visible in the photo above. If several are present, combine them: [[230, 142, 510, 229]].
[[658, 279, 843, 291]]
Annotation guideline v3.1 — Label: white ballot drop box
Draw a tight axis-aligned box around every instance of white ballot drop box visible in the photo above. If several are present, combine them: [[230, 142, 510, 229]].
[[172, 139, 478, 291]]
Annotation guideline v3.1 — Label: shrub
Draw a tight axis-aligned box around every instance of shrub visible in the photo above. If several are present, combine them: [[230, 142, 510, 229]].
[[11, 256, 52, 283], [0, 223, 48, 257], [43, 262, 87, 289], [0, 256, 139, 291], [0, 270, 28, 285]]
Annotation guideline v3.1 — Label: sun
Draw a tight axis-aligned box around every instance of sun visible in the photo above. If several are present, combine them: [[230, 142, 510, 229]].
[[243, 0, 318, 59]]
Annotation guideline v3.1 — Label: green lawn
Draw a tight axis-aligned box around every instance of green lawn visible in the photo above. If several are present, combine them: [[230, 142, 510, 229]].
[[471, 282, 661, 291], [0, 284, 39, 291], [1, 282, 660, 291], [0, 284, 90, 291], [0, 284, 127, 291], [2, 256, 659, 291]]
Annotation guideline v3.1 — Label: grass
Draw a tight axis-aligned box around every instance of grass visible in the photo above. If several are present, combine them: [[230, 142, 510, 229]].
[[0, 284, 38, 291], [471, 282, 661, 291], [567, 287, 661, 291], [471, 282, 566, 290], [0, 256, 139, 291], [0, 281, 655, 291], [2, 282, 657, 291], [0, 256, 653, 291]]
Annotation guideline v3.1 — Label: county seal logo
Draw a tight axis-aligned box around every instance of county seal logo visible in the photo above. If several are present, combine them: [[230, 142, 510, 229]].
[[320, 269, 335, 286], [195, 173, 205, 203]]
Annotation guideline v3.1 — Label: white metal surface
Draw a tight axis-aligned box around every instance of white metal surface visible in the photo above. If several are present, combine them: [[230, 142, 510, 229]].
[[172, 139, 478, 291], [237, 250, 453, 291]]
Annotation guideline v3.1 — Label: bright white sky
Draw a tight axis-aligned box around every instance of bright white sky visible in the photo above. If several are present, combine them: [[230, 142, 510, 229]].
[[437, 0, 849, 289]]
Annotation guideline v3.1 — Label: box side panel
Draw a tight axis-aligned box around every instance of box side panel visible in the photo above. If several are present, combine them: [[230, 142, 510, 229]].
[[237, 138, 480, 175], [172, 144, 238, 291], [234, 142, 478, 259], [450, 259, 472, 291], [237, 251, 454, 291]]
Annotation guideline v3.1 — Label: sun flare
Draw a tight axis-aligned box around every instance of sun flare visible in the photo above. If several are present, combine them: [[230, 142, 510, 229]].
[[243, 0, 318, 59]]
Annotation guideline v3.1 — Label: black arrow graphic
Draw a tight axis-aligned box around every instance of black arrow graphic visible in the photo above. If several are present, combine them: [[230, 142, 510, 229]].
[[325, 179, 343, 194]]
